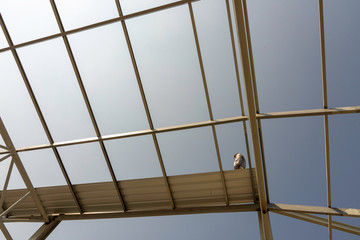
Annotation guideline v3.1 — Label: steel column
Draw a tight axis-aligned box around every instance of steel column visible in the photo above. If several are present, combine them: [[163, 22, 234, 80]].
[[232, 0, 272, 238], [241, 0, 270, 202], [225, 0, 256, 202]]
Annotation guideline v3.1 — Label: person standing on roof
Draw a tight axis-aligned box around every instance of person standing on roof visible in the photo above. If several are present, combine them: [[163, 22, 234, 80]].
[[234, 153, 246, 169]]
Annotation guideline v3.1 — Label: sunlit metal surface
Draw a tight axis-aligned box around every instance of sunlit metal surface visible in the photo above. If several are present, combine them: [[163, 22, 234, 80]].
[[0, 0, 359, 239]]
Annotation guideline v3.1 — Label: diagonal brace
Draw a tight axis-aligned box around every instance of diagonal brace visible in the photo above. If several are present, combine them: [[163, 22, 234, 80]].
[[29, 218, 61, 240], [275, 211, 360, 236], [0, 118, 48, 222]]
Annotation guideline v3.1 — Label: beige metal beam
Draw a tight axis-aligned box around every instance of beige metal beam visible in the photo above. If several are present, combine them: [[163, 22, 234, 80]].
[[319, 0, 328, 110], [225, 0, 256, 202], [29, 219, 61, 240], [268, 203, 360, 217], [241, 0, 270, 202], [0, 118, 48, 222], [49, 0, 127, 212], [0, 157, 15, 210], [0, 192, 30, 218], [232, 0, 272, 238], [318, 0, 332, 238], [187, 1, 229, 205], [0, 204, 259, 222], [114, 0, 175, 210], [257, 106, 360, 119], [0, 145, 8, 150], [257, 211, 265, 240], [275, 211, 360, 236], [0, 0, 199, 54], [0, 13, 83, 214], [56, 204, 259, 221], [0, 154, 11, 163], [0, 106, 358, 155], [0, 221, 12, 240]]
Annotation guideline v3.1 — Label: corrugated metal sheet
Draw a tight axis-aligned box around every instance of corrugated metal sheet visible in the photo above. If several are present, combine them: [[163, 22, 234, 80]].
[[2, 169, 257, 218]]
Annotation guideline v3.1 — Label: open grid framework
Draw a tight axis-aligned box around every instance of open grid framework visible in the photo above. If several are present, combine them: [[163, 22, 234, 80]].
[[0, 0, 359, 239]]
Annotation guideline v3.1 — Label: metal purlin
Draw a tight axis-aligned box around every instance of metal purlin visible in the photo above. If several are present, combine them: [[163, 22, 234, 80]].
[[0, 1, 358, 239], [114, 0, 175, 209], [187, 2, 230, 205], [225, 0, 257, 203], [49, 0, 127, 212], [0, 0, 199, 54], [318, 0, 332, 239], [0, 13, 84, 214], [0, 107, 358, 154]]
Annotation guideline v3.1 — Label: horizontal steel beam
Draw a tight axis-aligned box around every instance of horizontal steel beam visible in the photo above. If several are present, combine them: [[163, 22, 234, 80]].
[[275, 211, 360, 236], [2, 202, 360, 222], [0, 106, 357, 155], [0, 116, 248, 153], [57, 204, 259, 220], [268, 203, 360, 217], [1, 204, 259, 222]]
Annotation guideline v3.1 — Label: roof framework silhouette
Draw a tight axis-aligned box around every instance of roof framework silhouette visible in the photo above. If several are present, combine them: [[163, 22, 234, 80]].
[[0, 0, 359, 239]]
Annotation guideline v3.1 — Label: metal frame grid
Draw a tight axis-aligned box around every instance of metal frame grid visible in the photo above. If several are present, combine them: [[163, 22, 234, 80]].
[[0, 0, 359, 239]]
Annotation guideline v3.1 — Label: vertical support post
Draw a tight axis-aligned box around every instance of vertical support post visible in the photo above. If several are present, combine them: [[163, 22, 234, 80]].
[[232, 0, 273, 239], [257, 211, 265, 240]]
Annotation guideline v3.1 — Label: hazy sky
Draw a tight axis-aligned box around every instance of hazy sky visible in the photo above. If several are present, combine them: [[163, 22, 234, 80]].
[[0, 0, 359, 239]]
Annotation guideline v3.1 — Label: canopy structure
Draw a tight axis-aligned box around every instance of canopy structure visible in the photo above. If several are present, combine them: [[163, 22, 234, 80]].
[[0, 0, 360, 239]]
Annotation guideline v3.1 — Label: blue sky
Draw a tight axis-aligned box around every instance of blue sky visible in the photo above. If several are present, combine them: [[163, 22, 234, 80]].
[[0, 0, 359, 239]]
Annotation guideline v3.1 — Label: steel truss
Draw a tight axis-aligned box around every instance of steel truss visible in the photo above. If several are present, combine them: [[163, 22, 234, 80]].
[[0, 0, 359, 239]]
